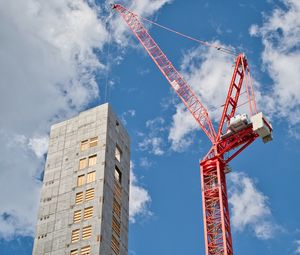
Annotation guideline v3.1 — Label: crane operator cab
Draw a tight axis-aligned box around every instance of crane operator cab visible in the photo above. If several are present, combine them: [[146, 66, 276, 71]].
[[222, 112, 273, 143], [228, 113, 250, 133]]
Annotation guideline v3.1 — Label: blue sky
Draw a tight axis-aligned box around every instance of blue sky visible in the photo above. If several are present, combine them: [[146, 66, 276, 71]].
[[0, 0, 300, 254]]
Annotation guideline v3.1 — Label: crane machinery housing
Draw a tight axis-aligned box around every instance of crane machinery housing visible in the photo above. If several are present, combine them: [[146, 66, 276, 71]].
[[112, 4, 273, 255]]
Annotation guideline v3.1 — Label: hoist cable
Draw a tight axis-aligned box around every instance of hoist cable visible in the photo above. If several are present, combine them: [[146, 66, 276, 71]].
[[137, 15, 237, 56]]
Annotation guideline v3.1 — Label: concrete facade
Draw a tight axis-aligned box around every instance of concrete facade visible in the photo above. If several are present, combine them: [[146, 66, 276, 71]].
[[32, 103, 130, 255]]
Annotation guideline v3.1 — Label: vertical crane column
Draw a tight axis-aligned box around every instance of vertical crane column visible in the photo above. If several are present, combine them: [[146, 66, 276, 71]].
[[200, 158, 232, 255]]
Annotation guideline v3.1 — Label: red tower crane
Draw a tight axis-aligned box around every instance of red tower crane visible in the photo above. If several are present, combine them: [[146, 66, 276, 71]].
[[112, 4, 273, 255]]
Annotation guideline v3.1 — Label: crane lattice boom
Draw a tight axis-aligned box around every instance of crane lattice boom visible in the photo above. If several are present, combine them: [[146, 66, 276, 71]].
[[113, 4, 216, 143]]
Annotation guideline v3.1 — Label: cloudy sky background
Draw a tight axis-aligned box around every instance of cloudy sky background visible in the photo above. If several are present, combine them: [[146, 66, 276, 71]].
[[0, 0, 300, 254]]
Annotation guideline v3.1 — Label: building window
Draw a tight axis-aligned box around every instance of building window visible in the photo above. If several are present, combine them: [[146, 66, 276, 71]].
[[113, 198, 121, 218], [75, 192, 84, 204], [115, 146, 122, 162], [82, 225, 92, 240], [111, 235, 120, 255], [79, 158, 87, 170], [80, 246, 91, 255], [114, 183, 122, 201], [80, 140, 89, 151], [86, 171, 96, 183], [88, 155, 97, 167], [84, 206, 93, 220], [71, 229, 80, 243], [73, 210, 81, 223], [70, 249, 78, 255], [89, 137, 98, 148], [114, 166, 122, 184], [112, 215, 121, 237], [77, 175, 85, 187], [85, 188, 94, 201]]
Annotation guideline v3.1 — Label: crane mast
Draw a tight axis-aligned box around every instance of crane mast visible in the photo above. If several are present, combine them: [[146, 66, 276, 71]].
[[112, 4, 273, 255]]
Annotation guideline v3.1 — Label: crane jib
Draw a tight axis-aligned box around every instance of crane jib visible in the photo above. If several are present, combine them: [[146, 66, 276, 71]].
[[113, 4, 216, 143]]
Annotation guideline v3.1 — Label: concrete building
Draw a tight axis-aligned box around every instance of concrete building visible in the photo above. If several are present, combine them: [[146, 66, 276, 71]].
[[32, 103, 130, 255]]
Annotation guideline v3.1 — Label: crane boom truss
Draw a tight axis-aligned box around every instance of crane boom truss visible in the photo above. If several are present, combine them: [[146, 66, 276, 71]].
[[217, 55, 257, 139], [113, 4, 216, 143]]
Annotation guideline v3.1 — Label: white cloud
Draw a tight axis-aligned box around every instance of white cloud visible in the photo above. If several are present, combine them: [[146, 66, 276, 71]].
[[28, 136, 49, 158], [228, 172, 276, 239], [0, 1, 107, 134], [121, 109, 136, 125], [146, 117, 165, 129], [139, 157, 153, 169], [250, 0, 300, 135], [139, 137, 165, 155], [168, 44, 236, 150], [127, 109, 136, 117], [0, 131, 43, 239], [295, 240, 300, 254], [138, 117, 166, 155], [168, 104, 196, 152], [108, 0, 172, 46], [0, 0, 108, 239], [129, 161, 151, 223], [128, 0, 172, 17]]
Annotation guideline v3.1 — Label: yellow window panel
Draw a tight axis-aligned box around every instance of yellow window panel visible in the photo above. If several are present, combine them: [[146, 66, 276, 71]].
[[80, 140, 89, 151], [71, 229, 80, 243], [82, 225, 92, 240], [75, 192, 84, 204], [85, 188, 94, 201], [88, 155, 97, 167], [79, 158, 87, 170], [80, 246, 91, 255], [86, 171, 96, 183], [113, 198, 121, 217], [111, 235, 120, 255], [70, 249, 78, 255], [89, 137, 98, 148], [73, 210, 81, 223], [114, 166, 122, 184], [112, 216, 121, 237], [115, 146, 122, 162], [83, 206, 93, 220], [77, 175, 85, 187], [114, 183, 122, 201]]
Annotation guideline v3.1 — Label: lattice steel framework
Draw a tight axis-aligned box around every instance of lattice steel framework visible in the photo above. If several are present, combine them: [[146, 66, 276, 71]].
[[113, 4, 260, 255]]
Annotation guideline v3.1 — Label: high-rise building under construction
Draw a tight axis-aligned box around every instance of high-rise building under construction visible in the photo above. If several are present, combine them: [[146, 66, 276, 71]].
[[32, 103, 130, 255]]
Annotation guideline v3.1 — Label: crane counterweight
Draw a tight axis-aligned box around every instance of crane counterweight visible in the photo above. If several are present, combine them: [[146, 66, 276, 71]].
[[251, 112, 273, 143]]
